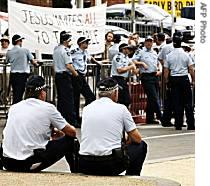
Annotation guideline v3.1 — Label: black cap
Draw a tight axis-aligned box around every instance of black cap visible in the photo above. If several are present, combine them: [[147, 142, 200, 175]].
[[12, 34, 25, 45], [113, 34, 121, 43], [157, 32, 165, 41], [173, 32, 183, 44], [26, 75, 49, 91], [77, 37, 91, 45], [97, 77, 119, 92], [60, 31, 71, 43], [119, 43, 134, 50]]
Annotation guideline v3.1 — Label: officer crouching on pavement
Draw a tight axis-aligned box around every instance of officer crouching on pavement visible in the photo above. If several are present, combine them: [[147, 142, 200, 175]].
[[53, 31, 78, 127], [71, 37, 97, 125], [111, 43, 138, 107], [164, 32, 195, 130], [78, 77, 147, 176]]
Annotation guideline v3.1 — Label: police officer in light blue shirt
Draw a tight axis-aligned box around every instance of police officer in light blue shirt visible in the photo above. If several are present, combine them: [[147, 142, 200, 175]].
[[111, 43, 137, 107], [6, 34, 39, 104], [53, 31, 78, 127], [108, 34, 121, 62], [71, 37, 96, 125], [132, 36, 162, 124], [164, 32, 195, 130]]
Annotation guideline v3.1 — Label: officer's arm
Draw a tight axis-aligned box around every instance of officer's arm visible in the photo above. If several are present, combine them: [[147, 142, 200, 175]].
[[127, 128, 142, 144], [90, 56, 101, 65], [30, 59, 39, 67], [61, 123, 76, 137], [66, 63, 78, 77], [164, 67, 170, 83], [188, 64, 195, 86]]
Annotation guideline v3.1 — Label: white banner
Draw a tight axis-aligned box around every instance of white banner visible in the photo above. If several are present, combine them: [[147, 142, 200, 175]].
[[9, 2, 106, 55]]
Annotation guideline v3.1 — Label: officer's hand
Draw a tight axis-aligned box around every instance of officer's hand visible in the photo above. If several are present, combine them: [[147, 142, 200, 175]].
[[51, 128, 65, 140], [156, 71, 162, 76], [142, 63, 148, 70], [191, 81, 195, 88]]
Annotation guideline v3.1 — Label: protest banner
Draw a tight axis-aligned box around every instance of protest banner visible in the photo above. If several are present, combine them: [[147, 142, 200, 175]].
[[9, 1, 106, 55]]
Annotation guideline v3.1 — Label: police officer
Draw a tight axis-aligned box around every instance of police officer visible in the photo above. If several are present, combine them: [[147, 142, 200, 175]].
[[71, 37, 96, 125], [108, 34, 121, 62], [158, 39, 174, 127], [111, 43, 137, 107], [6, 34, 39, 104], [133, 36, 162, 124], [164, 32, 195, 130], [53, 31, 78, 127]]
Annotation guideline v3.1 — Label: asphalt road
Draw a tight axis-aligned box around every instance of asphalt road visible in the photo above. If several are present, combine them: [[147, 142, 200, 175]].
[[0, 119, 195, 172]]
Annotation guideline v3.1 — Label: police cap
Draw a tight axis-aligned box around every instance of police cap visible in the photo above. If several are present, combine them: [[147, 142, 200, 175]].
[[97, 77, 119, 92], [26, 75, 50, 91], [172, 32, 183, 44], [77, 37, 91, 45], [12, 34, 25, 45], [60, 31, 71, 43]]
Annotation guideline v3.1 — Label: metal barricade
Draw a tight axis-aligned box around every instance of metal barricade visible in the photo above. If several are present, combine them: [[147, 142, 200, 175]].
[[106, 18, 160, 37]]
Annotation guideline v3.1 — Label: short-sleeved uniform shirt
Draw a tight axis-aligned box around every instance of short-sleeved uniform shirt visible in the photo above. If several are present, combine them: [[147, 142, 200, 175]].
[[158, 43, 174, 62], [132, 47, 159, 73], [6, 45, 34, 73], [3, 98, 67, 160], [108, 43, 120, 62], [79, 97, 136, 156], [165, 48, 193, 76], [111, 52, 131, 78], [53, 45, 73, 73], [71, 47, 91, 75]]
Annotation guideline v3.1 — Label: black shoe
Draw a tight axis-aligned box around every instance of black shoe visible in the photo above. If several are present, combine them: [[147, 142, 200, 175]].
[[187, 127, 195, 130], [161, 122, 174, 127], [175, 127, 182, 130], [146, 120, 160, 124]]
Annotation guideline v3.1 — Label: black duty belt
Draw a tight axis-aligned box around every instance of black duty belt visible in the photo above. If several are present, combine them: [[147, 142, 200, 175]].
[[79, 154, 113, 161], [142, 72, 157, 76], [112, 76, 128, 81]]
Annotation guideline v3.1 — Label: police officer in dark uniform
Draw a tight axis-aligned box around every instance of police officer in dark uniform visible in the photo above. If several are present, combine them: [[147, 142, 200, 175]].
[[71, 37, 96, 124], [53, 31, 78, 127], [111, 43, 137, 107], [6, 34, 39, 104], [133, 36, 162, 124], [164, 32, 195, 130]]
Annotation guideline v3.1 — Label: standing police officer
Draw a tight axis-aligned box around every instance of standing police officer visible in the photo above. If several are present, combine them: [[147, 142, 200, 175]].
[[133, 36, 162, 124], [164, 32, 195, 130], [53, 31, 78, 127], [6, 34, 39, 104], [111, 43, 138, 107], [71, 37, 96, 125]]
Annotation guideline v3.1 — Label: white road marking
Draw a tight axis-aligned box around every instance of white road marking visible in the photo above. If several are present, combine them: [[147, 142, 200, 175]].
[[142, 132, 195, 140]]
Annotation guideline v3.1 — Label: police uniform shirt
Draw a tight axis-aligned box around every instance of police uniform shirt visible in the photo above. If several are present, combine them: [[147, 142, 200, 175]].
[[158, 43, 174, 61], [2, 98, 67, 160], [133, 47, 159, 73], [53, 45, 72, 73], [111, 52, 131, 78], [79, 97, 136, 156], [108, 43, 120, 62], [165, 48, 194, 76], [71, 47, 91, 75], [6, 45, 34, 73]]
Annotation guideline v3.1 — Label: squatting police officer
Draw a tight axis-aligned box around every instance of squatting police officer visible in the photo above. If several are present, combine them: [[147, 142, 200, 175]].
[[53, 31, 78, 127]]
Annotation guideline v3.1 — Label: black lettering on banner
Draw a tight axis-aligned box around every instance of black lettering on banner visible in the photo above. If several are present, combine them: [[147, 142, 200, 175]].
[[175, 1, 183, 11], [34, 30, 41, 44], [168, 2, 171, 11], [53, 31, 59, 43], [22, 10, 28, 23], [42, 31, 50, 44], [186, 1, 194, 6], [161, 1, 165, 9]]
